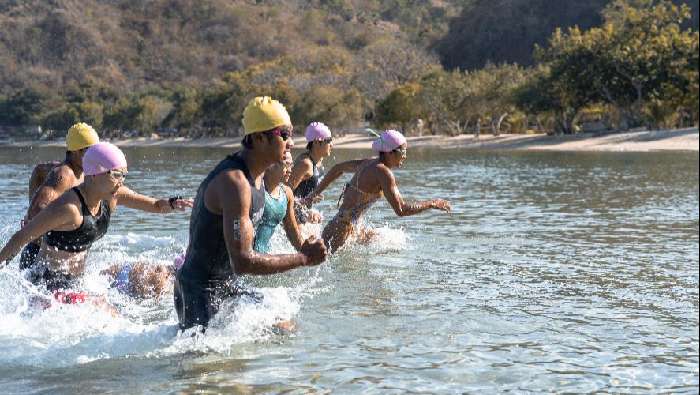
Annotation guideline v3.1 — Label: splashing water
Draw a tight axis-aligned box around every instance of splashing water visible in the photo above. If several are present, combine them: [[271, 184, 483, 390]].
[[0, 211, 410, 369]]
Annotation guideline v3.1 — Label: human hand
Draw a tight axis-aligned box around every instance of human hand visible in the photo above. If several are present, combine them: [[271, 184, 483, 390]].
[[307, 209, 323, 224], [431, 199, 451, 213], [300, 236, 327, 266], [170, 197, 194, 211]]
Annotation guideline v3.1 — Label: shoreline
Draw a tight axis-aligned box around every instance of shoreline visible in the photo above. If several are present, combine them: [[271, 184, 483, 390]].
[[2, 127, 697, 153]]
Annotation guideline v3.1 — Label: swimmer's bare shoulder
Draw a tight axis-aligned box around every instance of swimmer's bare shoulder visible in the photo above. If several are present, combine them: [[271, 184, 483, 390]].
[[28, 161, 62, 199], [26, 164, 78, 221]]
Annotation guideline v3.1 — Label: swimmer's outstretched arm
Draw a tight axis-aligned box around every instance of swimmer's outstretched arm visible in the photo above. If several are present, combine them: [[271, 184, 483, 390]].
[[378, 167, 451, 217], [114, 186, 194, 213], [282, 185, 304, 251], [304, 159, 365, 203], [216, 170, 326, 274], [0, 199, 78, 266]]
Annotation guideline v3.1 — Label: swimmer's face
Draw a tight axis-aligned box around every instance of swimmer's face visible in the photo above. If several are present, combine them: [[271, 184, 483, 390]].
[[316, 138, 333, 157], [95, 167, 127, 196], [282, 152, 293, 182], [268, 152, 293, 184], [391, 144, 407, 167]]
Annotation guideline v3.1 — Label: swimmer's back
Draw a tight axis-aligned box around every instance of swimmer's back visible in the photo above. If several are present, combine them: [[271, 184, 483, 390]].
[[28, 161, 62, 200]]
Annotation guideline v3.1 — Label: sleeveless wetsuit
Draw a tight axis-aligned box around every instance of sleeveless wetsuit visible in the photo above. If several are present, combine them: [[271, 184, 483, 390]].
[[174, 151, 265, 330], [254, 187, 288, 253], [293, 154, 323, 224], [27, 187, 111, 291]]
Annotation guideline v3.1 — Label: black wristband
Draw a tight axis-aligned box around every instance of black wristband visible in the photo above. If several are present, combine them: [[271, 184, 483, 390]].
[[169, 196, 183, 209]]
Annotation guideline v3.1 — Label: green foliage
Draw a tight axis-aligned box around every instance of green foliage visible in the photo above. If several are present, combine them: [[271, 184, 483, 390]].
[[520, 0, 699, 132], [0, 0, 696, 137], [0, 88, 47, 126], [375, 83, 423, 129]]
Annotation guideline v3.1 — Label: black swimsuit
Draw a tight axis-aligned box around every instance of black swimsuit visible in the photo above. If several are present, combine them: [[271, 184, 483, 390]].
[[27, 187, 111, 291], [294, 154, 323, 199], [44, 187, 111, 252], [293, 154, 323, 223], [175, 152, 265, 330]]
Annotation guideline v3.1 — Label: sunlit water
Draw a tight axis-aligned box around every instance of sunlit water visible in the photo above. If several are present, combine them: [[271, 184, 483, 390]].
[[0, 146, 697, 393]]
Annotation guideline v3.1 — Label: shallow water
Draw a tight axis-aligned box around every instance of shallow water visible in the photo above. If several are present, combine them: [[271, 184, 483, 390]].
[[0, 146, 698, 393]]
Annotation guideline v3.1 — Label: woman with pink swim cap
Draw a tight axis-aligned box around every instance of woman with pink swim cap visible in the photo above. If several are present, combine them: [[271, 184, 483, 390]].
[[287, 121, 334, 224], [304, 130, 451, 252], [1, 142, 193, 299]]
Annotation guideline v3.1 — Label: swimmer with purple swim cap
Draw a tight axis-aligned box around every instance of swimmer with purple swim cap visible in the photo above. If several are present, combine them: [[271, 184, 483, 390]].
[[304, 129, 452, 252], [288, 122, 334, 224], [1, 142, 193, 295]]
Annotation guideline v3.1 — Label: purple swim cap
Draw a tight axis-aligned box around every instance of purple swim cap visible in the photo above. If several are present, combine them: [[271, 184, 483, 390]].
[[83, 142, 128, 176], [305, 122, 332, 142], [173, 253, 185, 270], [372, 130, 407, 153]]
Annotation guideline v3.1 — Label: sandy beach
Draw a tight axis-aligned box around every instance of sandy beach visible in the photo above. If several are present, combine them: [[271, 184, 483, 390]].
[[3, 127, 697, 152]]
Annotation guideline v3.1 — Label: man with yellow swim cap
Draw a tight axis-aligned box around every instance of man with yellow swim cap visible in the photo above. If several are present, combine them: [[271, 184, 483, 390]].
[[20, 122, 100, 269], [174, 96, 327, 331]]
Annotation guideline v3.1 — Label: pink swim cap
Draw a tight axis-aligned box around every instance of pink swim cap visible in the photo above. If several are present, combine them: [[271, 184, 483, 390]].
[[83, 142, 128, 176], [372, 130, 406, 153], [173, 253, 185, 270], [305, 122, 332, 142]]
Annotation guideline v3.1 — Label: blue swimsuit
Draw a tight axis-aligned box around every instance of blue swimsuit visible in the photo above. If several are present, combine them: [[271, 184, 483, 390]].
[[254, 188, 289, 253]]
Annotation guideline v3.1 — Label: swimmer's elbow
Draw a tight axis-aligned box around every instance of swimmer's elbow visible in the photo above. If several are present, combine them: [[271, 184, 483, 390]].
[[230, 252, 254, 274]]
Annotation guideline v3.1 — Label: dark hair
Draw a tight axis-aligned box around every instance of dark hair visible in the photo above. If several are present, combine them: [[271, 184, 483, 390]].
[[65, 151, 71, 161], [306, 141, 313, 151], [241, 135, 255, 149], [241, 129, 277, 149]]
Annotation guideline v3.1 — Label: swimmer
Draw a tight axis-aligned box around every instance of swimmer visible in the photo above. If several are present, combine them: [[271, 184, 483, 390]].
[[254, 152, 304, 253], [20, 123, 191, 271], [0, 142, 193, 296], [102, 261, 174, 299], [305, 130, 451, 252], [20, 123, 100, 270], [287, 122, 334, 224], [174, 97, 327, 331]]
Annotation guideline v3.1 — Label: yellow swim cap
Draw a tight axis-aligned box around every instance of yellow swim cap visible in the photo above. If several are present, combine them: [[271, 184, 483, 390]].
[[242, 96, 291, 135], [66, 122, 99, 151]]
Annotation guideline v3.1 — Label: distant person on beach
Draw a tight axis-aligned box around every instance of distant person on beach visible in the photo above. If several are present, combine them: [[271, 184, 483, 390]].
[[287, 122, 334, 224], [20, 122, 100, 270], [304, 130, 452, 252], [174, 96, 327, 331], [0, 142, 193, 305], [254, 152, 305, 253]]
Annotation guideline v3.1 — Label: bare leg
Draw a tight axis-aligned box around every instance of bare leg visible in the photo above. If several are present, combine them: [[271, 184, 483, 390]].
[[321, 216, 354, 253], [356, 227, 378, 245], [273, 319, 297, 334]]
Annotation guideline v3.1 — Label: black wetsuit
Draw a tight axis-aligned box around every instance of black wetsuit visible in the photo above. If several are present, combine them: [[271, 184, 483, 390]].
[[27, 187, 111, 291], [174, 152, 265, 330], [293, 154, 323, 223]]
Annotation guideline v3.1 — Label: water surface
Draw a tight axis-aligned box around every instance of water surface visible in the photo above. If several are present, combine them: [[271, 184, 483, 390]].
[[0, 146, 698, 393]]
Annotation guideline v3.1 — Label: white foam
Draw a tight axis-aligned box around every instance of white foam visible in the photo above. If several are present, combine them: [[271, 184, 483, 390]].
[[0, 231, 329, 367]]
